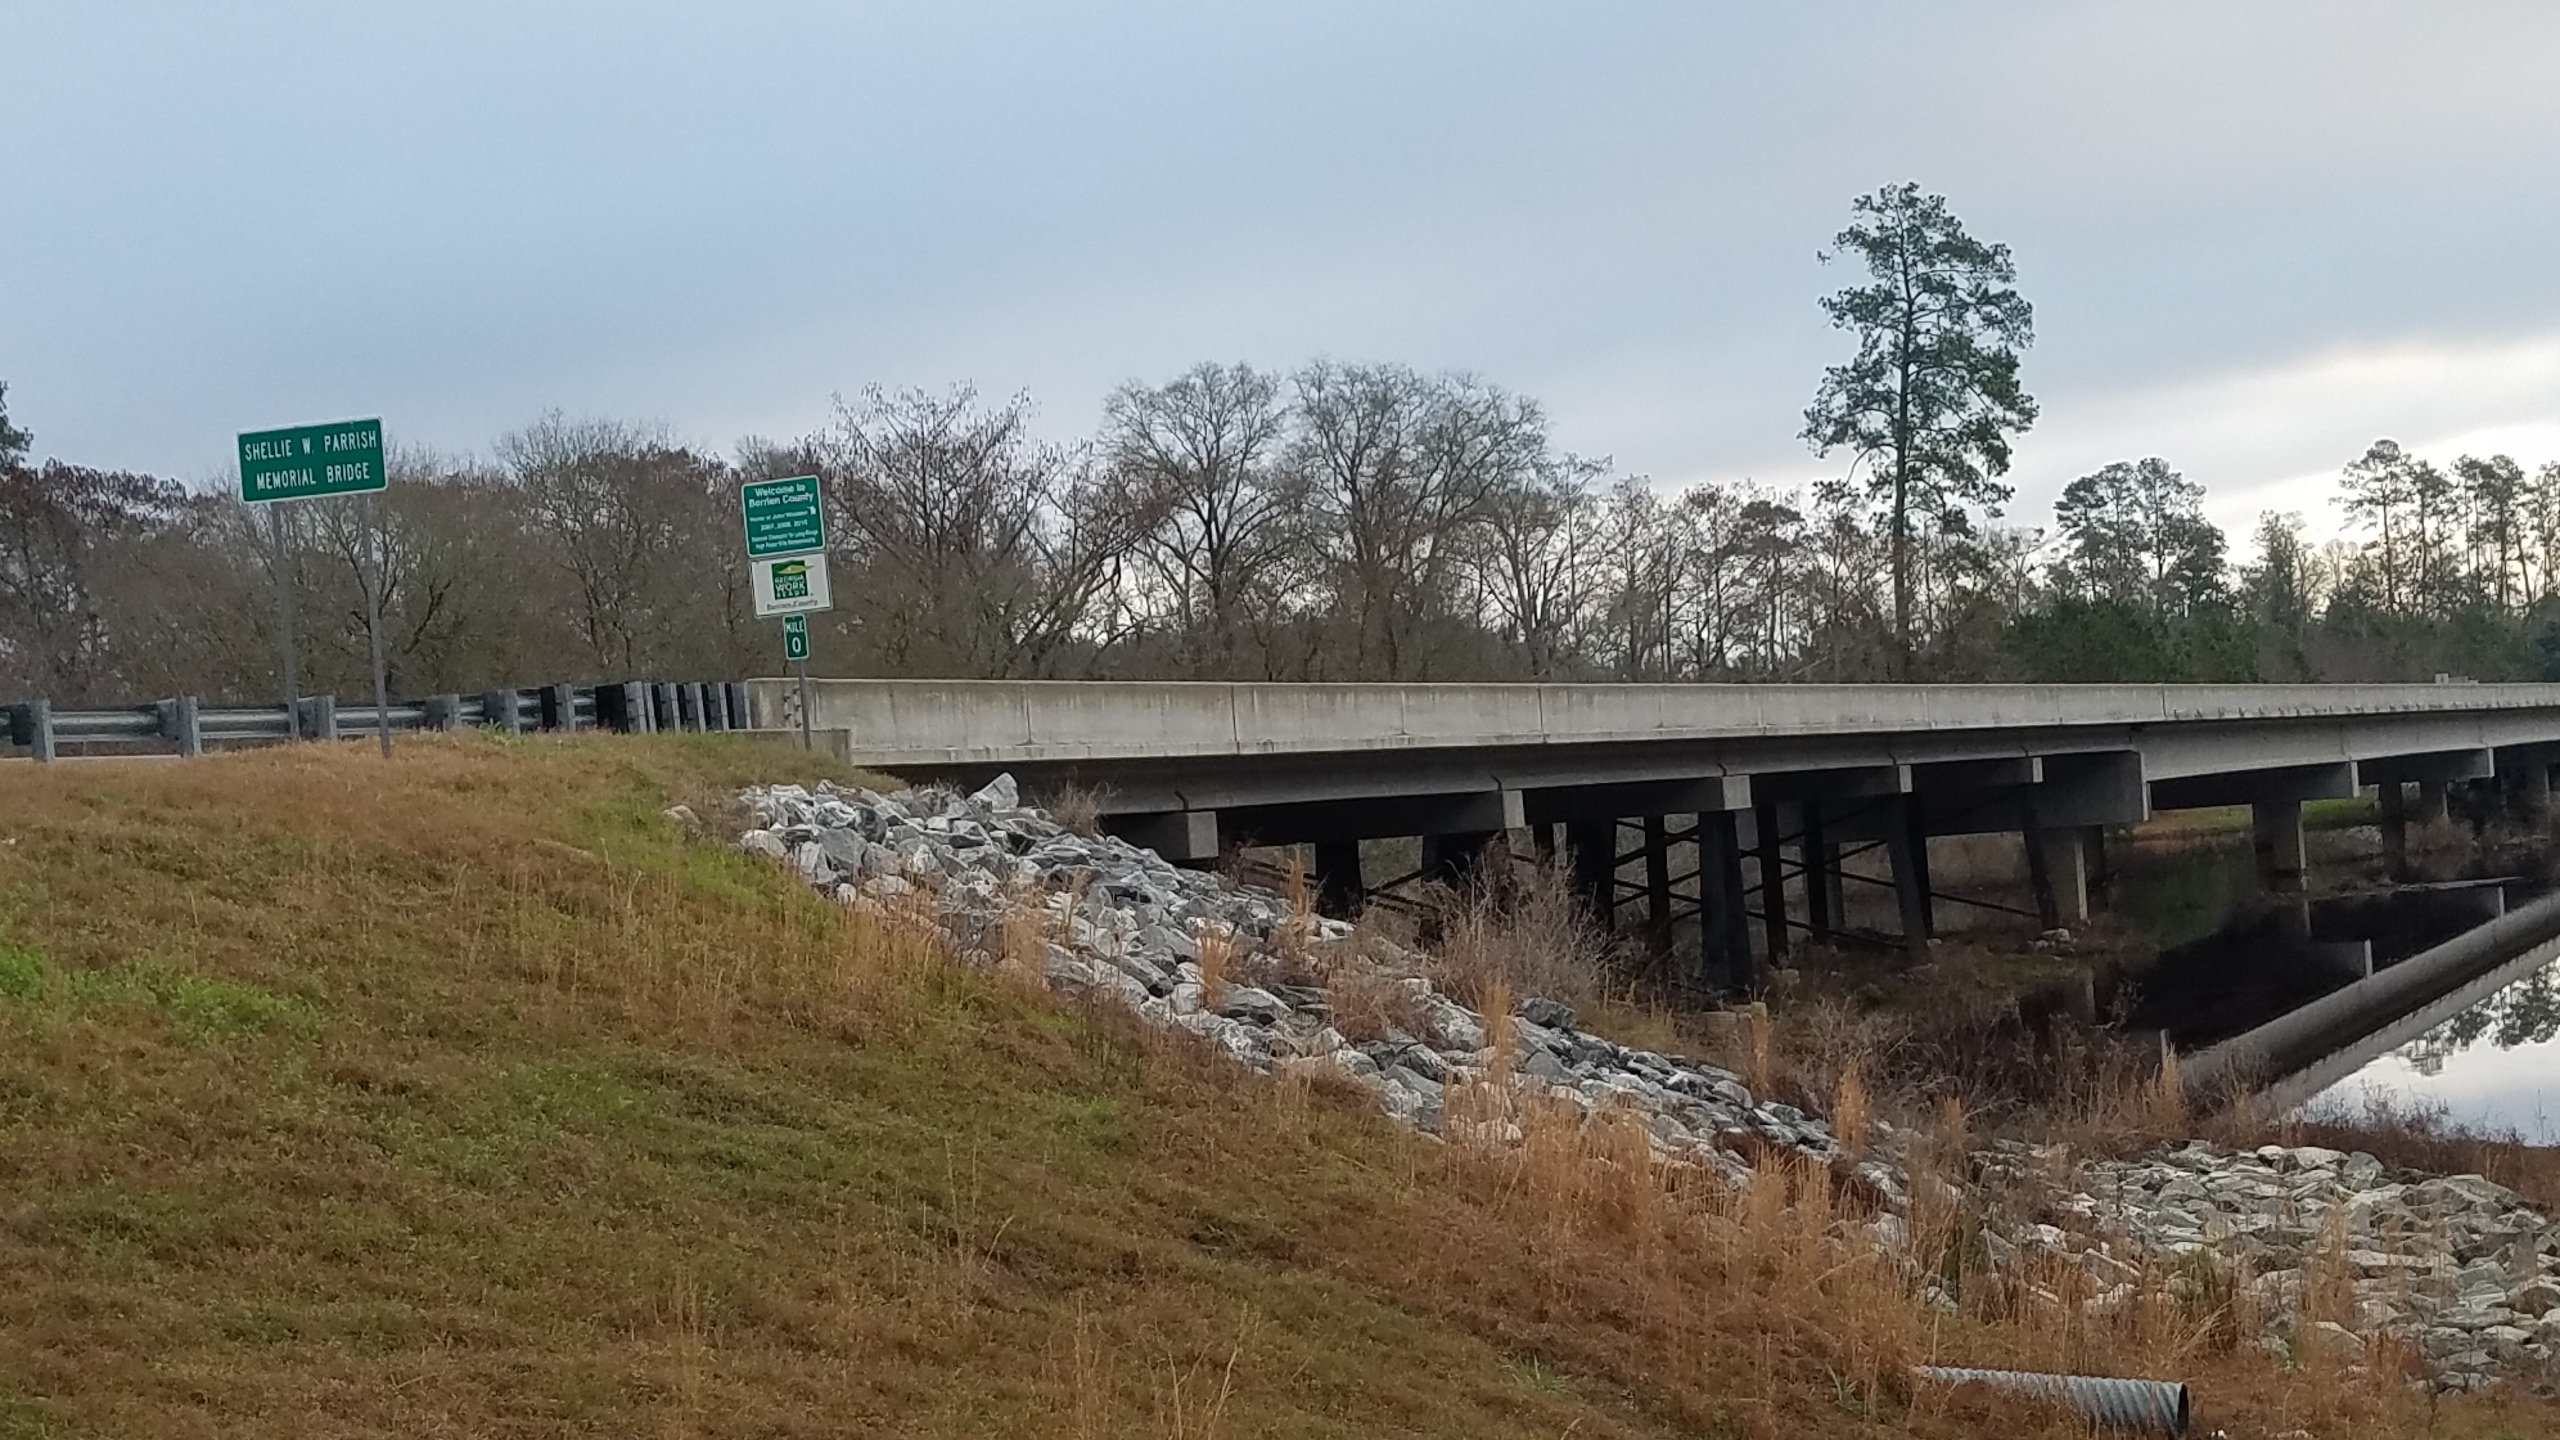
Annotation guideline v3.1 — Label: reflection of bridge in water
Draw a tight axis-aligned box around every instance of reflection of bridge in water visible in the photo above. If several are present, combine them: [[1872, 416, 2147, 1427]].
[[752, 679, 2560, 993], [2131, 877, 2533, 1043]]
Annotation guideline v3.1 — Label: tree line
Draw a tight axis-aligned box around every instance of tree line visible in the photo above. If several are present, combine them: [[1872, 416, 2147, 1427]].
[[5, 187, 2559, 706]]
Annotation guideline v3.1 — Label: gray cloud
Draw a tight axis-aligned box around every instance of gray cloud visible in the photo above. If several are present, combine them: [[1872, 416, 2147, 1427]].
[[5, 2, 2556, 528]]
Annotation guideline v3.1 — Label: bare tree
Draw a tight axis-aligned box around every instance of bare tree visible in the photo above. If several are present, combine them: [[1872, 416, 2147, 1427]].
[[1470, 457, 1605, 677], [1291, 363, 1546, 678], [0, 461, 186, 701], [503, 413, 739, 678], [818, 386, 1157, 677], [1103, 363, 1295, 675]]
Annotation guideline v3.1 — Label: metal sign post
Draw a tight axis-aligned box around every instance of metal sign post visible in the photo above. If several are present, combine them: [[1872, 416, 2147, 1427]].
[[267, 504, 301, 738], [360, 492, 392, 758], [743, 476, 831, 754], [239, 418, 390, 753], [782, 615, 811, 751]]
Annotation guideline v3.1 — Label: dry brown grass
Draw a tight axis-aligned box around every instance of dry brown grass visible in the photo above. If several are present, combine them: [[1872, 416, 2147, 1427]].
[[1319, 961, 1429, 1044], [1196, 924, 1234, 1013], [1832, 1056, 1872, 1155], [0, 736, 2550, 1438], [1035, 778, 1108, 837], [1426, 1055, 2472, 1440], [1426, 859, 1621, 1013]]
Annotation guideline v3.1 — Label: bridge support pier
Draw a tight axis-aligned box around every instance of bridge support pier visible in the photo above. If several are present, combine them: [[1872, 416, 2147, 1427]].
[[1883, 795, 1932, 965], [2024, 820, 2090, 928], [1754, 801, 1789, 963], [1420, 830, 1501, 889], [2418, 779, 2450, 824], [2377, 780, 2408, 874], [2252, 798, 2308, 892], [1696, 809, 1753, 992], [1641, 816, 1673, 954], [1312, 840, 1364, 918], [1566, 820, 1617, 928], [1108, 810, 1220, 867], [1800, 805, 1834, 941], [2081, 826, 2110, 911]]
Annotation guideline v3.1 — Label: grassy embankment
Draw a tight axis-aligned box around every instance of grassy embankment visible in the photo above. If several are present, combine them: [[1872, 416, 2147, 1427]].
[[0, 735, 2551, 1437]]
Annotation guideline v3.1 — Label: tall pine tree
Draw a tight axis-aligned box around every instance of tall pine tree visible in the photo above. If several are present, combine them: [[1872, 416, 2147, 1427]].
[[1803, 184, 2035, 677]]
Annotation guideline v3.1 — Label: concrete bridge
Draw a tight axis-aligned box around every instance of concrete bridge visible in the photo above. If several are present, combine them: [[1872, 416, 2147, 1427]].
[[748, 679, 2560, 990]]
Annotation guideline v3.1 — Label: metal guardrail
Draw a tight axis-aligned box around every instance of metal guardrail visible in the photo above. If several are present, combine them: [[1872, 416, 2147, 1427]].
[[3, 681, 759, 761]]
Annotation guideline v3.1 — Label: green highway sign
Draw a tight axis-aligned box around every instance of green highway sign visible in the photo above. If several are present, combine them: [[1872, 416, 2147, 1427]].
[[238, 418, 387, 505], [782, 614, 810, 662], [741, 474, 826, 559]]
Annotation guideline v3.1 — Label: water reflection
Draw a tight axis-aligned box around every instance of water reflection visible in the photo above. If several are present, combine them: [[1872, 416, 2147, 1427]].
[[2099, 822, 2560, 1136], [2406, 963, 2560, 1067], [2307, 952, 2560, 1142], [2117, 869, 2535, 1050]]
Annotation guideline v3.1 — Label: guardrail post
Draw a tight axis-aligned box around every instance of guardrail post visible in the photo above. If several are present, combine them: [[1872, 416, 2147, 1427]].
[[156, 696, 205, 757], [647, 683, 672, 732], [608, 681, 651, 733], [12, 700, 55, 763], [683, 682, 707, 732], [481, 688, 521, 735], [726, 682, 751, 731], [423, 694, 463, 731], [296, 694, 339, 742], [706, 683, 731, 731], [541, 682, 579, 733]]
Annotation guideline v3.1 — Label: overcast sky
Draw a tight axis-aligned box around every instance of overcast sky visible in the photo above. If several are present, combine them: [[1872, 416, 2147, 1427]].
[[6, 3, 2557, 549]]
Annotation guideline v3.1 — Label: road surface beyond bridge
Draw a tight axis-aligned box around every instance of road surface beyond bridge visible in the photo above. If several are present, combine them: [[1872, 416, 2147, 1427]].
[[747, 679, 2560, 990]]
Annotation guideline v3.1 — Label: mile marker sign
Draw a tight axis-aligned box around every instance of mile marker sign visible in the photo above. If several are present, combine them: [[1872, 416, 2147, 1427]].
[[239, 419, 387, 504], [741, 474, 826, 559]]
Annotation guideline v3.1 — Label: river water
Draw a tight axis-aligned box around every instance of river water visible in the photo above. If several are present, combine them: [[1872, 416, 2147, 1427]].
[[2109, 824, 2560, 1139], [2306, 965, 2560, 1140]]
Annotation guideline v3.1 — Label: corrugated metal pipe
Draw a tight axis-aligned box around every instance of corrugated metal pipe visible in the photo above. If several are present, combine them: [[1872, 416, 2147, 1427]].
[[1913, 1366, 2189, 1434]]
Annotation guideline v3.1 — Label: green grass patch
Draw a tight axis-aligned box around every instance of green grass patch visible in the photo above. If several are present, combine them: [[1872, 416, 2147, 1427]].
[[0, 941, 316, 1042], [0, 943, 41, 1001], [59, 960, 320, 1041], [0, 1382, 71, 1440]]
